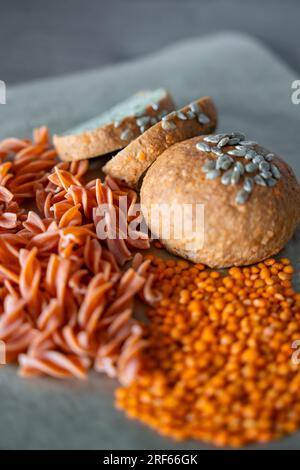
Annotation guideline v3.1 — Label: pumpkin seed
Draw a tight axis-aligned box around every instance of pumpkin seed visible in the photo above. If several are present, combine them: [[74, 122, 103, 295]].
[[228, 137, 241, 145], [196, 142, 211, 152], [245, 162, 258, 173], [206, 169, 221, 180], [231, 170, 241, 185], [202, 160, 216, 172], [245, 149, 257, 160], [254, 175, 267, 186], [234, 161, 245, 175], [186, 110, 196, 120], [253, 154, 265, 165], [217, 137, 230, 148], [198, 113, 210, 125], [244, 177, 254, 192], [120, 129, 134, 141], [204, 135, 220, 144], [161, 120, 176, 131], [259, 161, 271, 172], [211, 146, 224, 156], [236, 189, 250, 205], [136, 116, 151, 127], [267, 177, 278, 187], [177, 111, 187, 120], [221, 170, 233, 185], [228, 148, 246, 157], [190, 102, 200, 113], [260, 170, 273, 179], [240, 140, 257, 147], [271, 164, 281, 179], [216, 155, 232, 171]]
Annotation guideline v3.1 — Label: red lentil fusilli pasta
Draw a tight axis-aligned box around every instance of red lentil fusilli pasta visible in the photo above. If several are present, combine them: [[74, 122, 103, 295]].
[[0, 127, 156, 385]]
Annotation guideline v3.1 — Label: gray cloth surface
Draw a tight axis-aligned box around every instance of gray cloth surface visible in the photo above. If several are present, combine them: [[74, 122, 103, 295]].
[[0, 32, 300, 450]]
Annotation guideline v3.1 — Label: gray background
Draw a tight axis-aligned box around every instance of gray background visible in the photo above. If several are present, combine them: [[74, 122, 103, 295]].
[[1, 0, 300, 85]]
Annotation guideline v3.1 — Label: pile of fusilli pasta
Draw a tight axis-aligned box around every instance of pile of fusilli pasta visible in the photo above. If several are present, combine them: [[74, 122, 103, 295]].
[[0, 127, 157, 385]]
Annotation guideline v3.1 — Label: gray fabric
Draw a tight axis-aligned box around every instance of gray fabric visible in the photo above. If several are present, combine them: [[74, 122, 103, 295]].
[[0, 32, 300, 450]]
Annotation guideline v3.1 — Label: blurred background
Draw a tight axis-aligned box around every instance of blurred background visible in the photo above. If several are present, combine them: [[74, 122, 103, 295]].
[[1, 0, 299, 85]]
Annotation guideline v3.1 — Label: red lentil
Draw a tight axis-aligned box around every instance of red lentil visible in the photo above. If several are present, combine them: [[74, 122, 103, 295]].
[[116, 257, 300, 447]]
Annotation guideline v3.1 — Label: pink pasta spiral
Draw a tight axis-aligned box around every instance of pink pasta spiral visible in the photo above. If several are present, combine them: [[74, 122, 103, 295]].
[[0, 127, 159, 385]]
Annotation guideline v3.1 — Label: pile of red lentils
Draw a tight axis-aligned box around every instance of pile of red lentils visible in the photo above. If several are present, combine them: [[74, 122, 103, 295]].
[[116, 256, 300, 447]]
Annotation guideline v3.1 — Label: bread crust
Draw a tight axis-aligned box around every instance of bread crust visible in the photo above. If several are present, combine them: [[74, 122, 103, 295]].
[[141, 136, 300, 268], [54, 93, 175, 161], [103, 96, 217, 188]]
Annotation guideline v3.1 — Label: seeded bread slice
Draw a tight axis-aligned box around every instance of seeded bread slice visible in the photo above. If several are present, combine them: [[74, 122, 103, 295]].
[[54, 89, 175, 161], [103, 96, 217, 188]]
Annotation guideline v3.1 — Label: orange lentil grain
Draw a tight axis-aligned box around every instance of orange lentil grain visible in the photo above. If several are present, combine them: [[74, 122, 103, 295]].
[[116, 256, 300, 448]]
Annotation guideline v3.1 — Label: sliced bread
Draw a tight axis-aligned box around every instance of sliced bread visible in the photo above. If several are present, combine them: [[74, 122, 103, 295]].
[[103, 96, 217, 188], [54, 89, 175, 161]]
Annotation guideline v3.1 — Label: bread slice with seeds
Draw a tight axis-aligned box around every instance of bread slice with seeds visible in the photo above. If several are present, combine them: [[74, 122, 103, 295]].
[[103, 96, 217, 188], [54, 89, 175, 162]]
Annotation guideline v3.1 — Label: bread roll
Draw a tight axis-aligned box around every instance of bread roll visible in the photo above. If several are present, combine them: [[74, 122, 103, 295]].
[[141, 132, 300, 268]]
